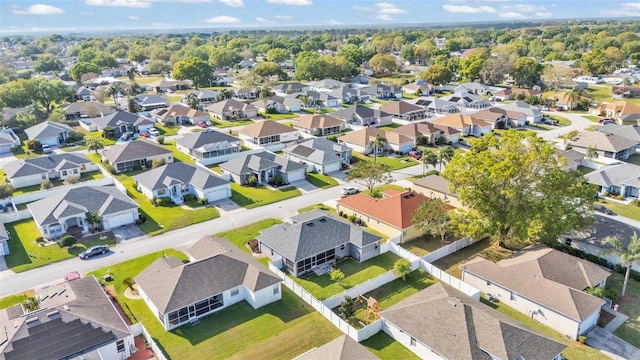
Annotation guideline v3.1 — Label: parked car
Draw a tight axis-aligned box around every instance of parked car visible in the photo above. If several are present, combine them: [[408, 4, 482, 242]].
[[408, 151, 422, 160], [64, 271, 81, 281], [594, 204, 615, 215], [79, 245, 109, 259], [598, 118, 613, 124], [119, 131, 133, 141], [147, 127, 160, 137], [341, 186, 359, 196], [196, 121, 208, 128], [42, 145, 52, 154], [542, 117, 558, 126], [139, 131, 150, 138], [539, 105, 550, 111]]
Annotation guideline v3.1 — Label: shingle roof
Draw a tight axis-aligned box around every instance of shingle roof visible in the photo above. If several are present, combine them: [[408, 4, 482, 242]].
[[600, 100, 640, 116], [393, 122, 460, 138], [257, 210, 382, 262], [0, 132, 14, 146], [63, 101, 115, 116], [380, 101, 424, 115], [102, 139, 172, 164], [413, 175, 458, 196], [24, 121, 73, 140], [220, 151, 305, 175], [27, 186, 138, 227], [585, 163, 640, 188], [381, 282, 566, 360], [4, 153, 93, 179], [431, 113, 492, 129], [133, 162, 229, 192], [295, 335, 379, 360], [135, 236, 281, 313], [337, 191, 427, 229], [294, 114, 344, 130], [134, 94, 169, 106], [176, 129, 238, 150], [571, 131, 637, 152], [596, 124, 640, 143], [331, 105, 393, 123], [471, 107, 525, 122], [91, 110, 154, 129], [239, 120, 296, 138], [557, 149, 584, 169], [338, 127, 410, 147], [502, 101, 543, 117], [153, 104, 209, 121], [462, 245, 609, 321], [204, 98, 258, 114], [283, 138, 349, 166]]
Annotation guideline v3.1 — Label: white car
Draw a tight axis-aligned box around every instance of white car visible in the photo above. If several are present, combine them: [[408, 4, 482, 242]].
[[42, 145, 53, 154], [341, 186, 359, 196], [147, 128, 160, 137], [539, 106, 549, 111]]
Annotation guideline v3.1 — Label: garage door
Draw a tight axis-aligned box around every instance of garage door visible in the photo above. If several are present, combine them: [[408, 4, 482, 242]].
[[322, 162, 341, 174], [0, 144, 11, 154], [105, 211, 136, 229], [287, 170, 306, 182], [205, 186, 230, 202]]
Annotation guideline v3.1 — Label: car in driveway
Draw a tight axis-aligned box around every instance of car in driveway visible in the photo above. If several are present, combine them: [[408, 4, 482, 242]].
[[408, 150, 422, 160], [119, 131, 134, 141], [147, 127, 160, 137], [341, 186, 359, 196], [594, 204, 615, 215], [139, 131, 150, 138], [42, 145, 53, 154], [196, 121, 208, 128], [78, 245, 109, 259]]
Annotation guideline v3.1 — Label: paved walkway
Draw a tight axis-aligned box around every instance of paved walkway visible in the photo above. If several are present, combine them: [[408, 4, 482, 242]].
[[586, 327, 640, 360], [603, 307, 629, 332]]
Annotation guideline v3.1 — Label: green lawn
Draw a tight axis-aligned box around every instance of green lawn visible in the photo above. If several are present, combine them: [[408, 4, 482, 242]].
[[528, 123, 552, 131], [116, 76, 163, 85], [160, 140, 195, 164], [546, 114, 571, 126], [361, 183, 407, 196], [401, 235, 459, 257], [583, 115, 601, 122], [292, 252, 402, 300], [625, 154, 640, 166], [230, 183, 301, 209], [215, 218, 282, 254], [378, 123, 403, 131], [212, 118, 255, 128], [305, 172, 339, 189], [361, 332, 420, 360], [432, 238, 513, 278], [297, 203, 338, 216], [599, 199, 640, 222], [11, 170, 104, 196], [87, 250, 342, 360], [155, 124, 180, 136], [4, 219, 116, 273], [351, 152, 419, 171], [301, 108, 335, 114], [608, 274, 640, 348], [260, 113, 298, 120], [0, 290, 35, 310], [577, 166, 595, 176]]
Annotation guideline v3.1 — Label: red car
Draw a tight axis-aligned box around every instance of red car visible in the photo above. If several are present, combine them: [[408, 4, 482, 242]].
[[196, 121, 208, 128], [139, 131, 150, 138]]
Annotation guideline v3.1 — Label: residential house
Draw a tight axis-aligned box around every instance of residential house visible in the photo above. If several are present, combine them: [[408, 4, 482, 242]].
[[294, 90, 340, 108], [0, 130, 19, 154], [63, 101, 116, 120], [0, 222, 9, 256], [134, 94, 170, 111], [238, 59, 258, 69], [332, 105, 393, 127], [454, 82, 491, 96], [91, 110, 155, 136], [220, 150, 306, 185], [329, 86, 369, 104], [337, 190, 428, 242], [501, 101, 543, 123], [187, 89, 220, 105], [273, 82, 310, 96], [4, 153, 98, 188], [258, 210, 383, 277], [379, 101, 428, 122], [409, 96, 460, 116], [380, 282, 566, 360], [283, 137, 351, 174], [102, 139, 174, 173], [359, 83, 402, 100], [251, 96, 301, 113], [549, 92, 589, 111], [569, 131, 637, 161], [135, 236, 282, 330], [431, 113, 493, 137], [152, 104, 210, 126], [596, 123, 640, 145], [134, 162, 231, 204], [0, 276, 135, 360], [461, 245, 610, 340], [238, 120, 298, 149], [585, 163, 640, 198], [440, 92, 493, 110], [307, 78, 347, 92], [557, 149, 585, 171], [594, 101, 640, 125], [205, 98, 259, 120], [293, 114, 344, 137], [148, 79, 191, 92], [2, 106, 29, 121], [294, 335, 379, 360], [393, 122, 461, 145], [612, 86, 640, 99], [413, 175, 463, 208], [75, 86, 94, 101], [471, 107, 527, 128], [234, 87, 261, 100], [28, 186, 139, 239], [24, 121, 74, 146], [176, 129, 241, 163], [402, 81, 435, 96], [338, 127, 413, 154], [493, 87, 542, 101]]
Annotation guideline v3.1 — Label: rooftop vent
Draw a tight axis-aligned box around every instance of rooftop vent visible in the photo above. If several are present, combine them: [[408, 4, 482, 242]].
[[402, 193, 416, 199], [63, 305, 70, 311], [319, 218, 327, 223], [306, 222, 315, 227], [46, 310, 59, 318], [25, 317, 39, 326]]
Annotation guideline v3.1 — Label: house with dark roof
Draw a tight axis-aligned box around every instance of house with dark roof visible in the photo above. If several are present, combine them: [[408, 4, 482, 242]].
[[337, 190, 428, 243], [24, 121, 74, 147], [0, 276, 135, 360], [409, 96, 460, 116], [379, 101, 428, 122], [238, 120, 298, 150], [329, 86, 369, 104], [393, 122, 461, 145], [584, 163, 640, 199], [596, 123, 640, 145], [359, 83, 402, 100], [612, 86, 640, 99], [257, 210, 383, 277], [102, 139, 173, 173], [283, 137, 351, 174], [493, 87, 542, 101], [294, 335, 379, 360], [220, 150, 306, 185], [90, 110, 155, 136], [501, 101, 543, 123], [293, 114, 344, 137], [332, 104, 393, 127], [0, 130, 19, 154], [151, 104, 209, 126], [135, 236, 282, 330], [440, 92, 492, 110], [273, 82, 310, 95], [380, 282, 566, 360], [75, 86, 95, 101], [3, 153, 98, 188], [461, 245, 610, 340], [0, 222, 9, 256], [186, 89, 220, 105], [134, 162, 230, 204], [307, 78, 348, 92], [176, 129, 241, 164], [205, 98, 259, 120], [569, 131, 637, 161], [64, 101, 116, 120], [413, 174, 463, 208], [251, 95, 302, 113], [293, 90, 340, 108], [134, 94, 170, 111], [27, 186, 139, 239]]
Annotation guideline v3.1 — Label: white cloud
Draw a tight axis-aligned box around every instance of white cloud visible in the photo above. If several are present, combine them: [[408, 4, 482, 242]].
[[499, 12, 525, 19], [220, 0, 243, 7], [151, 22, 171, 26], [600, 2, 640, 17], [502, 4, 543, 13], [79, 11, 93, 16], [353, 5, 372, 12], [205, 15, 241, 23], [274, 15, 292, 20], [12, 4, 65, 15], [128, 15, 140, 20], [535, 11, 553, 18], [375, 2, 406, 15], [376, 14, 393, 21], [443, 5, 496, 14], [256, 17, 273, 23], [85, 0, 151, 8], [622, 2, 640, 10], [266, 0, 312, 5], [325, 19, 344, 25]]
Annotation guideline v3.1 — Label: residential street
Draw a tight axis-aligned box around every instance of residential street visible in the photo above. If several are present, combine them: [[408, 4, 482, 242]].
[[535, 111, 595, 141]]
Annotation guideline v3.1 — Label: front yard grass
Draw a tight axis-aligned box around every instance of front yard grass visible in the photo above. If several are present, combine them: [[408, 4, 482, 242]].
[[431, 238, 513, 278], [260, 113, 298, 120], [361, 332, 420, 360], [155, 124, 180, 137], [4, 219, 116, 273], [0, 290, 35, 310], [230, 183, 301, 209], [159, 140, 195, 164], [546, 113, 572, 126], [378, 123, 403, 131], [351, 152, 419, 171], [599, 199, 640, 222], [607, 274, 640, 348], [215, 218, 282, 254], [305, 172, 338, 189], [583, 115, 601, 122], [292, 252, 402, 300], [88, 250, 342, 360], [212, 118, 255, 128], [297, 203, 338, 216]]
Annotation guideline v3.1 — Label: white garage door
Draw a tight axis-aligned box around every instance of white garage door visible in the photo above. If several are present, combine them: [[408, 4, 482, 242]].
[[205, 186, 230, 202], [105, 211, 136, 229], [0, 144, 11, 154], [322, 162, 341, 174], [287, 170, 306, 182]]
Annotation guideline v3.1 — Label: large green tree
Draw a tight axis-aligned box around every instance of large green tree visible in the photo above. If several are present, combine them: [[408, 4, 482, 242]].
[[69, 62, 102, 84], [368, 53, 397, 74], [413, 198, 450, 244], [35, 54, 64, 73], [173, 56, 213, 89], [442, 131, 594, 248], [346, 161, 393, 194], [252, 62, 285, 80], [458, 48, 489, 82], [266, 48, 290, 63], [511, 57, 543, 88], [420, 64, 452, 86]]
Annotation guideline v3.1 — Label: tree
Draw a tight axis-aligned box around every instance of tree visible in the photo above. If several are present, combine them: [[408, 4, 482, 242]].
[[337, 296, 355, 320], [437, 146, 455, 171], [266, 48, 289, 63], [86, 211, 103, 230], [393, 259, 411, 281], [565, 89, 583, 111], [23, 297, 40, 312], [209, 47, 242, 69], [216, 88, 234, 101], [127, 97, 138, 113], [253, 61, 285, 80], [69, 62, 102, 84], [0, 183, 14, 199], [512, 57, 543, 88], [413, 199, 450, 243], [123, 277, 136, 290], [107, 83, 122, 105], [442, 131, 594, 248], [152, 158, 166, 169], [562, 130, 579, 149], [185, 92, 199, 109], [603, 232, 640, 296], [85, 135, 104, 154], [346, 161, 393, 194], [458, 48, 489, 82], [585, 146, 598, 161], [338, 43, 367, 66], [35, 54, 63, 73], [329, 269, 345, 283], [368, 53, 397, 75], [147, 60, 172, 75], [126, 67, 140, 83], [370, 134, 387, 163], [420, 64, 452, 86], [173, 56, 213, 89], [422, 150, 437, 175]]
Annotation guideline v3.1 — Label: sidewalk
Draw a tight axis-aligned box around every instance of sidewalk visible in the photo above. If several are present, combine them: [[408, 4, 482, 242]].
[[603, 306, 629, 332]]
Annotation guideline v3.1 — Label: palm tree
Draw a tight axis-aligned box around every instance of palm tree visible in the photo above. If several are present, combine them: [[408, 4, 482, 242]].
[[125, 82, 143, 97], [107, 83, 122, 105], [566, 89, 582, 110], [585, 146, 598, 162], [126, 67, 140, 83], [603, 232, 640, 296], [370, 134, 387, 163], [85, 135, 104, 154], [216, 89, 234, 101], [260, 86, 272, 113], [421, 150, 437, 175], [27, 101, 46, 122], [299, 94, 313, 108], [185, 92, 199, 109], [23, 297, 39, 312], [437, 146, 455, 171]]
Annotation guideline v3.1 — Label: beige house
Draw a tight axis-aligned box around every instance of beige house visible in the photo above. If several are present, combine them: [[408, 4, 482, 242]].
[[413, 174, 463, 208], [471, 107, 527, 128], [238, 120, 298, 149], [338, 127, 413, 154], [431, 113, 492, 137], [593, 101, 640, 125], [293, 114, 344, 136], [569, 130, 637, 161], [205, 98, 259, 120]]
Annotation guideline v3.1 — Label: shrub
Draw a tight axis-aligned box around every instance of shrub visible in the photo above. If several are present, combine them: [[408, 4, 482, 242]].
[[156, 197, 172, 206], [183, 193, 196, 202], [64, 175, 80, 185], [347, 214, 356, 223], [156, 136, 165, 145], [579, 335, 587, 344], [40, 180, 53, 190], [632, 199, 640, 207], [60, 235, 76, 247], [35, 236, 44, 243], [198, 198, 208, 205], [245, 174, 258, 187], [327, 135, 338, 143], [394, 259, 411, 280], [425, 169, 440, 176], [329, 269, 345, 282], [151, 158, 166, 169], [26, 139, 42, 152], [105, 164, 116, 174]]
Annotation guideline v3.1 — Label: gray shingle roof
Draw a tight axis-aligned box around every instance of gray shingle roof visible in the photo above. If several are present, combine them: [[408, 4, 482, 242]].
[[4, 153, 92, 179], [134, 94, 169, 106], [0, 132, 14, 146], [24, 121, 73, 140], [257, 210, 381, 262], [0, 222, 8, 243], [91, 110, 154, 129], [571, 131, 637, 152], [135, 236, 281, 313], [63, 101, 115, 116], [176, 129, 238, 150], [27, 186, 138, 226], [596, 124, 640, 143], [585, 163, 640, 188], [413, 174, 456, 195], [133, 162, 229, 192], [502, 101, 543, 118], [283, 138, 349, 166], [295, 335, 379, 360], [103, 139, 172, 164], [332, 105, 392, 123], [220, 150, 305, 175], [381, 282, 566, 360]]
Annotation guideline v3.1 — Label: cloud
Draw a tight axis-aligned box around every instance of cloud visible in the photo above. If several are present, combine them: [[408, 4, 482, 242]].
[[535, 11, 553, 18], [443, 5, 496, 14], [622, 2, 640, 9], [375, 2, 406, 15], [85, 0, 151, 8], [265, 0, 312, 5], [128, 15, 140, 20], [151, 22, 171, 26], [353, 5, 372, 12], [205, 15, 241, 23], [325, 19, 344, 25], [256, 17, 273, 23], [79, 11, 93, 16], [12, 4, 65, 15], [376, 14, 393, 21], [601, 2, 640, 17], [499, 12, 525, 19], [220, 0, 243, 7], [274, 15, 292, 20]]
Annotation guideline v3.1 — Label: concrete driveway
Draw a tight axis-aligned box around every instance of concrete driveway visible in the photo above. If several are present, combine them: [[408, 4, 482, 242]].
[[586, 327, 640, 360], [111, 224, 147, 244]]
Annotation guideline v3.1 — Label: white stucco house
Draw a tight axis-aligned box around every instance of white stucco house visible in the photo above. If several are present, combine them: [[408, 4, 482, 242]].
[[3, 153, 98, 188]]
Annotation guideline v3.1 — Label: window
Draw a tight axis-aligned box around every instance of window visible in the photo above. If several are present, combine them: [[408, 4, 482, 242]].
[[410, 337, 416, 346], [73, 169, 78, 174], [486, 281, 491, 286], [41, 174, 47, 180], [116, 340, 125, 353], [230, 287, 239, 296], [62, 170, 67, 176], [510, 292, 517, 302], [340, 244, 345, 251], [273, 285, 279, 295]]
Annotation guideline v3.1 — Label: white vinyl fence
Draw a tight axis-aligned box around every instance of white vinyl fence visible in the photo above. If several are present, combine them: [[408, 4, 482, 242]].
[[421, 237, 474, 263], [129, 322, 169, 360]]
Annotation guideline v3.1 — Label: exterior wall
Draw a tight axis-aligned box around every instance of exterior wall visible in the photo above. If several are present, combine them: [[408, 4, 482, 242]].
[[103, 208, 139, 229], [95, 335, 134, 360], [246, 283, 282, 309], [382, 320, 445, 359], [139, 184, 156, 200], [9, 174, 47, 188], [0, 239, 9, 256], [359, 241, 381, 262], [284, 153, 341, 174], [338, 141, 367, 154], [283, 168, 306, 183], [196, 184, 231, 202], [9, 163, 99, 188], [413, 185, 464, 208], [387, 141, 414, 154], [578, 309, 600, 335], [113, 153, 174, 173], [462, 271, 583, 340], [38, 136, 61, 146]]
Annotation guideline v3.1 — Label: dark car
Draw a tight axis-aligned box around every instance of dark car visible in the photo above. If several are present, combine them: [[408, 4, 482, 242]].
[[594, 204, 614, 215], [79, 245, 109, 259]]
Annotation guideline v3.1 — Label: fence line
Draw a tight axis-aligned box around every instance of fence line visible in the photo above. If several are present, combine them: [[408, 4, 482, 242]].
[[129, 322, 169, 360], [421, 261, 480, 300], [422, 237, 474, 263], [322, 270, 399, 309]]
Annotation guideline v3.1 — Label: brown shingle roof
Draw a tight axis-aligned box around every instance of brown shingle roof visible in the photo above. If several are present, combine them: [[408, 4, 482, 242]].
[[337, 191, 427, 229], [600, 100, 640, 116], [294, 114, 344, 130], [380, 101, 424, 116], [154, 104, 208, 120], [295, 335, 379, 360], [102, 139, 172, 164], [393, 122, 460, 138], [431, 113, 492, 129], [571, 131, 637, 152], [413, 174, 456, 195], [338, 127, 410, 146], [472, 107, 525, 122], [239, 120, 297, 138]]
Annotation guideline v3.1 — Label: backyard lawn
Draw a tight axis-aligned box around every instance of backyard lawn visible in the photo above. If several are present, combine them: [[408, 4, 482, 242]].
[[292, 252, 402, 300], [431, 238, 513, 278], [230, 183, 301, 209], [87, 250, 342, 360], [378, 123, 403, 131], [583, 115, 601, 122], [4, 219, 116, 273], [159, 140, 195, 164], [260, 113, 299, 120], [0, 290, 35, 310], [215, 218, 281, 255], [352, 152, 418, 171], [361, 332, 420, 360], [297, 203, 337, 216], [155, 124, 180, 137], [599, 199, 640, 222], [361, 183, 407, 196], [306, 172, 339, 189], [625, 153, 640, 166], [212, 118, 255, 128], [608, 274, 640, 348], [400, 235, 460, 257]]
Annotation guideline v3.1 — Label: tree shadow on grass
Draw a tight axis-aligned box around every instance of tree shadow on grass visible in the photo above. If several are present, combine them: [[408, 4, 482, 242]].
[[4, 221, 33, 269]]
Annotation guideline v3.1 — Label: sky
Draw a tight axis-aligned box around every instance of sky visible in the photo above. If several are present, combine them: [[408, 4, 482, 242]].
[[0, 0, 639, 35]]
